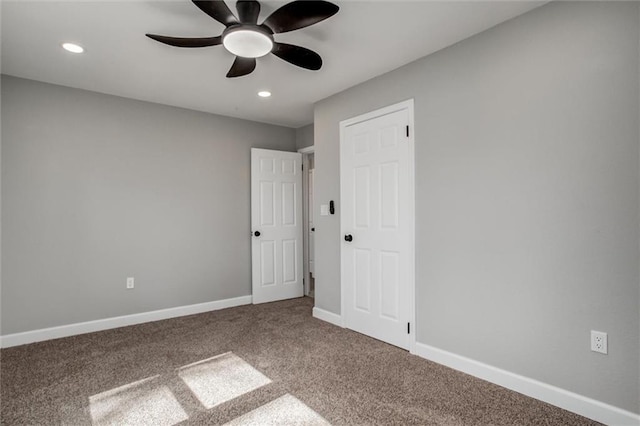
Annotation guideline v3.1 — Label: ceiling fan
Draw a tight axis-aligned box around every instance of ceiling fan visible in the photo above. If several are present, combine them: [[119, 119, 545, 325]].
[[146, 0, 339, 78]]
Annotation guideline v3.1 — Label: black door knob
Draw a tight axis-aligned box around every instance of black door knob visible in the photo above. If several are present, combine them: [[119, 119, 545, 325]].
[[254, 231, 261, 237], [311, 228, 315, 232], [344, 234, 353, 242]]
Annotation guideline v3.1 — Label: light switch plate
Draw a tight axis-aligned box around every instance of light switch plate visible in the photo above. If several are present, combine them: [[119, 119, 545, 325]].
[[320, 204, 329, 216]]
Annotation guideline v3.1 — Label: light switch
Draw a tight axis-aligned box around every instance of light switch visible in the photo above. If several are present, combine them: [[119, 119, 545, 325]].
[[320, 204, 329, 216]]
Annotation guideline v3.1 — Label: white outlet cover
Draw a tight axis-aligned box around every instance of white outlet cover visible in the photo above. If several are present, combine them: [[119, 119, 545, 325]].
[[590, 330, 608, 354], [126, 277, 135, 289]]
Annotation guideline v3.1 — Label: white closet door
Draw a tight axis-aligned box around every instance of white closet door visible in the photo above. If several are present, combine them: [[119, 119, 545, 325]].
[[341, 106, 413, 350]]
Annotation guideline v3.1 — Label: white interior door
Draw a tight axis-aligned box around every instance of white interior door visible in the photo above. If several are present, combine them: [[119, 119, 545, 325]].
[[251, 148, 303, 304], [340, 101, 414, 350]]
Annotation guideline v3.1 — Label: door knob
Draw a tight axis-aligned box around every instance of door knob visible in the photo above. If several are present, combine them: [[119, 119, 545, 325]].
[[254, 231, 261, 237], [344, 234, 353, 242], [311, 228, 315, 232]]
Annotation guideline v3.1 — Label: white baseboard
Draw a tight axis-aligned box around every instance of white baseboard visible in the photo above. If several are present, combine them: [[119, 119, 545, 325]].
[[0, 295, 253, 349], [414, 342, 639, 426], [312, 307, 343, 327]]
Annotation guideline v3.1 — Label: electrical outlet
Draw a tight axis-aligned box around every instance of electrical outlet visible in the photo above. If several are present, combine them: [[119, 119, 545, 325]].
[[126, 277, 134, 289], [591, 330, 607, 354]]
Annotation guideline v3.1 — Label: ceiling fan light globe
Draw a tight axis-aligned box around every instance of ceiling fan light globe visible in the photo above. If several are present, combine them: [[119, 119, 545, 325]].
[[223, 29, 273, 58]]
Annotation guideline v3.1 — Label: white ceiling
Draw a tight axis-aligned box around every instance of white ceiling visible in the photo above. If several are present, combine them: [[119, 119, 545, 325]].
[[1, 1, 543, 128]]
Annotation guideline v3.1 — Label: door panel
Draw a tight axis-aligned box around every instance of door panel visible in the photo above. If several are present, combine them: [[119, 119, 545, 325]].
[[380, 251, 399, 320], [380, 162, 399, 228], [260, 241, 276, 286], [354, 248, 372, 312], [341, 106, 412, 350], [282, 239, 297, 283], [260, 182, 275, 226], [282, 182, 296, 226], [252, 148, 303, 304], [354, 166, 371, 228]]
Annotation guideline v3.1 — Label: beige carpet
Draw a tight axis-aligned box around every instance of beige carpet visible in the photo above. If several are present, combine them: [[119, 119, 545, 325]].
[[1, 297, 599, 425]]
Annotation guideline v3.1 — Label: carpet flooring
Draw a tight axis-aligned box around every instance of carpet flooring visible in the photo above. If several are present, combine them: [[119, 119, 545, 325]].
[[1, 297, 599, 425]]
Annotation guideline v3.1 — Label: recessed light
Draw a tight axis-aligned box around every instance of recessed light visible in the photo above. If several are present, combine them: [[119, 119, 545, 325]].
[[62, 43, 84, 54], [258, 91, 271, 98]]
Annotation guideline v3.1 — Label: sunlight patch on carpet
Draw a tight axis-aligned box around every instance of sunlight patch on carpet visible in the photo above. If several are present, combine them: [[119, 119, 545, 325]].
[[224, 393, 331, 425], [89, 375, 188, 426], [178, 352, 272, 409]]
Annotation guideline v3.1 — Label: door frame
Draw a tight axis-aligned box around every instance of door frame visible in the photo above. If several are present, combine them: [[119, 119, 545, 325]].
[[299, 145, 315, 296], [339, 99, 416, 354]]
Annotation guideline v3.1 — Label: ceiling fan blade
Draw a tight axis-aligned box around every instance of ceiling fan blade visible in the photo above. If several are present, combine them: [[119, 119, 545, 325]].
[[236, 0, 260, 24], [226, 56, 257, 78], [192, 0, 239, 27], [271, 42, 322, 70], [262, 0, 338, 34], [146, 34, 222, 48]]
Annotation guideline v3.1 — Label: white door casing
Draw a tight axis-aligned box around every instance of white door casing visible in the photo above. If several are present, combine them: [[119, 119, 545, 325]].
[[299, 147, 314, 296], [251, 148, 303, 304], [340, 100, 415, 351], [309, 168, 315, 277]]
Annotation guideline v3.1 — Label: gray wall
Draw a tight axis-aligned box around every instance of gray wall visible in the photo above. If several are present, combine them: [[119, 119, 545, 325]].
[[1, 76, 296, 335], [313, 1, 639, 414], [295, 124, 314, 150]]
